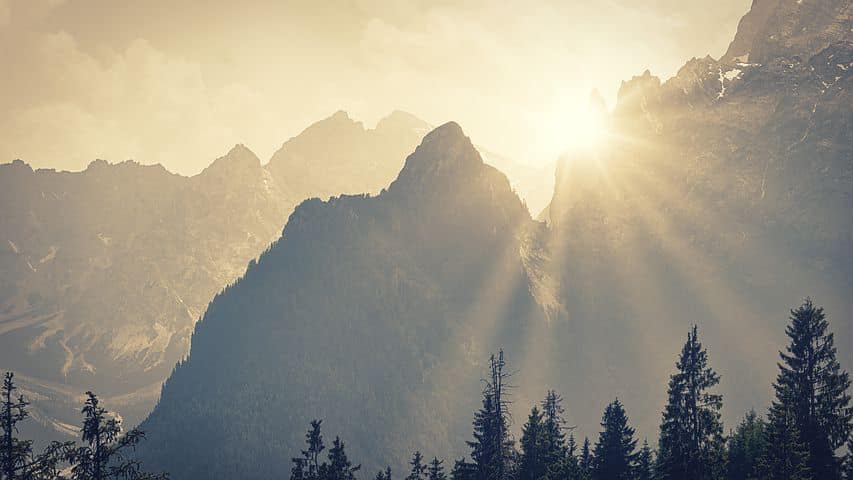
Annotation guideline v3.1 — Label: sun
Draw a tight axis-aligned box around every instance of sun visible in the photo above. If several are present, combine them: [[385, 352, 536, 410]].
[[565, 104, 607, 151], [540, 94, 609, 160]]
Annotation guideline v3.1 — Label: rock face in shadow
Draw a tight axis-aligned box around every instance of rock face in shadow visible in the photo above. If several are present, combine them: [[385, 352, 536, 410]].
[[0, 111, 429, 442], [139, 1, 852, 478], [545, 0, 852, 452], [723, 0, 851, 63], [139, 122, 544, 479]]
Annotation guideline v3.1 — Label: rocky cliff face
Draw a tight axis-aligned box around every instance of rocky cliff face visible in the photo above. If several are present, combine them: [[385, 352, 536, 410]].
[[0, 111, 429, 442], [138, 122, 545, 479], [723, 0, 851, 63], [545, 0, 852, 445]]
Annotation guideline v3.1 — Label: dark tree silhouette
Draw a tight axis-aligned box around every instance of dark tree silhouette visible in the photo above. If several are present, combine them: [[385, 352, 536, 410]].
[[634, 440, 654, 480], [726, 410, 767, 480], [519, 407, 544, 480], [578, 438, 592, 480], [65, 391, 166, 480], [591, 399, 636, 480], [406, 452, 428, 480], [375, 466, 393, 480], [450, 458, 477, 480], [757, 409, 810, 480], [539, 391, 569, 479], [0, 372, 70, 480], [467, 351, 515, 480], [657, 325, 725, 480], [769, 299, 852, 479], [428, 457, 446, 480], [320, 436, 360, 480]]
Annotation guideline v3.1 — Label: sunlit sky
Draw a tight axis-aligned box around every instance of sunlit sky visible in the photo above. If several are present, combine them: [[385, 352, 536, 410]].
[[0, 0, 750, 174]]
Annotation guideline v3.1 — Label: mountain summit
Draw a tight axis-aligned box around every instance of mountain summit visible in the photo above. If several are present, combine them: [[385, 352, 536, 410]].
[[723, 0, 852, 62], [138, 123, 542, 479]]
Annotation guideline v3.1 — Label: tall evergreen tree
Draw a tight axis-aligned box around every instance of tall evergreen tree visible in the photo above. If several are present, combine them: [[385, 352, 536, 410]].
[[0, 372, 69, 480], [467, 351, 515, 480], [539, 391, 568, 479], [769, 299, 852, 479], [564, 434, 581, 480], [374, 468, 391, 480], [450, 458, 476, 480], [578, 438, 593, 480], [657, 325, 725, 480], [407, 452, 428, 480], [65, 391, 166, 480], [757, 409, 810, 480], [292, 420, 326, 480], [591, 399, 637, 480], [726, 410, 767, 480], [519, 407, 545, 480], [1, 372, 30, 480], [635, 440, 654, 480], [428, 458, 446, 480], [320, 437, 360, 480]]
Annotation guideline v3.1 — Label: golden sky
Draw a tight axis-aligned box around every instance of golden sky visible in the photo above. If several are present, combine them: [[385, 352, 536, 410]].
[[0, 0, 750, 173]]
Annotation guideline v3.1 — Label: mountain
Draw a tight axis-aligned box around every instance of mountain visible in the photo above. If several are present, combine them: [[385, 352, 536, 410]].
[[0, 111, 430, 442], [266, 110, 431, 201], [545, 0, 852, 447], [138, 122, 550, 479], [722, 0, 851, 63], [137, 1, 851, 478]]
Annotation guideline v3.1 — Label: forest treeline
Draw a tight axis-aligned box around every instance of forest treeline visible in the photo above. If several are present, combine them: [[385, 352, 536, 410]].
[[0, 377, 167, 480], [286, 299, 852, 480], [1, 298, 851, 480]]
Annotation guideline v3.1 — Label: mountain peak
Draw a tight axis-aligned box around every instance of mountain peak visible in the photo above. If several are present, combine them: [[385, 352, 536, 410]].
[[200, 144, 261, 177], [375, 110, 430, 133], [385, 121, 523, 207], [391, 121, 481, 187], [722, 0, 851, 63]]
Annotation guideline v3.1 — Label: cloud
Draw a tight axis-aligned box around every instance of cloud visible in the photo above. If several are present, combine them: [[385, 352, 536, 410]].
[[0, 0, 751, 172], [0, 26, 288, 174], [0, 1, 9, 27]]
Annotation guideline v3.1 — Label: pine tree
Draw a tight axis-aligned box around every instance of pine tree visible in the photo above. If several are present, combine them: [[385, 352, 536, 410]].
[[657, 325, 725, 480], [428, 458, 447, 480], [591, 399, 637, 480], [757, 409, 810, 480], [374, 466, 393, 480], [467, 351, 515, 480], [450, 458, 476, 480], [0, 372, 70, 480], [320, 436, 360, 480], [726, 410, 767, 480], [540, 391, 568, 479], [769, 299, 852, 479], [635, 440, 654, 480], [578, 438, 593, 480], [519, 407, 545, 480], [407, 452, 428, 480], [563, 434, 581, 480], [65, 391, 166, 480], [1, 372, 30, 480], [292, 420, 326, 480]]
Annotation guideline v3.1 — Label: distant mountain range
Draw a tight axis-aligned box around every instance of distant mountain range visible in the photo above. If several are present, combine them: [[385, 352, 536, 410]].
[[0, 108, 552, 444], [134, 0, 852, 478]]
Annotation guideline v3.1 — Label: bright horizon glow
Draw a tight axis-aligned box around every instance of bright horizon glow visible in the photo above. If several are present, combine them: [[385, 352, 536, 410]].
[[537, 93, 609, 160], [0, 0, 750, 173]]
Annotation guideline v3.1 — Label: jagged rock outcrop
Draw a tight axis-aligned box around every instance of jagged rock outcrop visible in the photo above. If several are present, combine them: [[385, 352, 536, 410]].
[[0, 111, 430, 442], [138, 123, 547, 479]]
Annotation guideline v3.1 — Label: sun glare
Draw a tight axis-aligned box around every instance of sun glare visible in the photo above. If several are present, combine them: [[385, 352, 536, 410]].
[[540, 97, 609, 161], [566, 104, 606, 151]]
